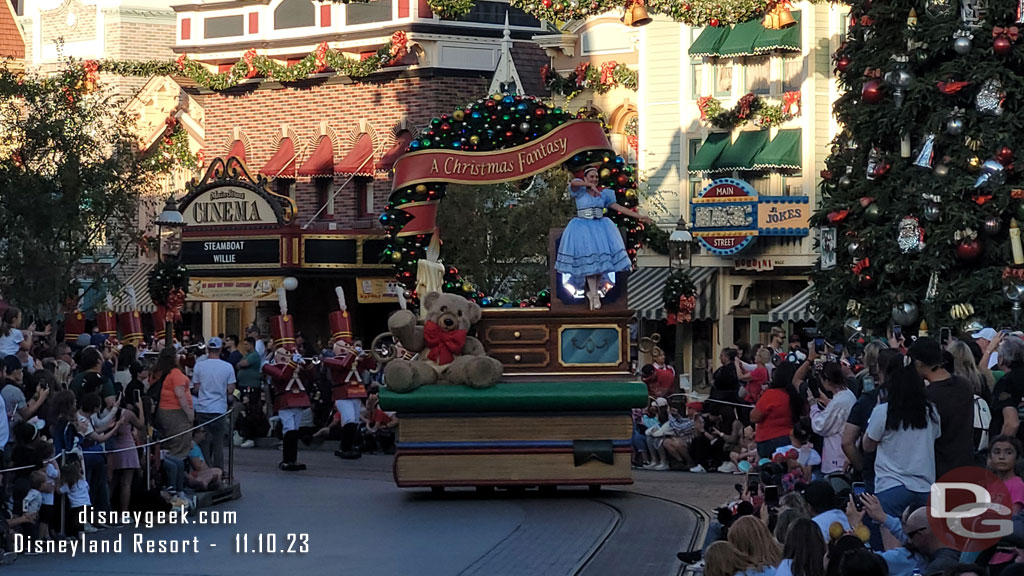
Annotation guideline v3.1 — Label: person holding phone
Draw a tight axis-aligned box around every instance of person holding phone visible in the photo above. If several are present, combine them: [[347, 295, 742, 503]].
[[0, 308, 49, 358], [108, 392, 144, 513], [808, 355, 856, 475]]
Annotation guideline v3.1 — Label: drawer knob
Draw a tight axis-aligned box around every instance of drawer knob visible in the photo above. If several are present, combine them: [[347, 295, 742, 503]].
[[514, 354, 522, 362], [513, 331, 522, 338]]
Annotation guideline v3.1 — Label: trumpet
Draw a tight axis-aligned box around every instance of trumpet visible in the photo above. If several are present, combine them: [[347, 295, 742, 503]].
[[300, 356, 322, 366], [181, 343, 207, 352]]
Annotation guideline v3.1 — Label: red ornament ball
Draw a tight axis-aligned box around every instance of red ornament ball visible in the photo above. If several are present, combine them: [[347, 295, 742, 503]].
[[995, 35, 1013, 56], [997, 146, 1014, 165], [542, 0, 552, 6], [862, 80, 883, 104], [859, 273, 875, 288], [616, 174, 629, 185], [709, 17, 719, 27], [836, 55, 851, 73], [955, 238, 983, 261]]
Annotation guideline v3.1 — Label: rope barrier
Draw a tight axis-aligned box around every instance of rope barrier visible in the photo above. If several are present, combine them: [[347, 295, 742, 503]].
[[654, 392, 755, 409], [0, 410, 232, 474]]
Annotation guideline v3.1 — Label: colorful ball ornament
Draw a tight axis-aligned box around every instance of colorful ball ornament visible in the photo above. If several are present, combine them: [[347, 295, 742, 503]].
[[862, 80, 883, 104], [946, 117, 964, 136], [859, 273, 875, 288], [983, 217, 1003, 236], [997, 146, 1014, 165], [995, 35, 1013, 56], [955, 238, 983, 261], [836, 55, 851, 72], [864, 203, 882, 223], [953, 35, 972, 55]]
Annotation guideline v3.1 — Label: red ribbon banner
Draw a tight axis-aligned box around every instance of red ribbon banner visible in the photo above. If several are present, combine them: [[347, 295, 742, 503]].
[[391, 120, 614, 191]]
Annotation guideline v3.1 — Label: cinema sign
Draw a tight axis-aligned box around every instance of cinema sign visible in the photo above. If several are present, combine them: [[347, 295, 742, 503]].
[[177, 156, 295, 228]]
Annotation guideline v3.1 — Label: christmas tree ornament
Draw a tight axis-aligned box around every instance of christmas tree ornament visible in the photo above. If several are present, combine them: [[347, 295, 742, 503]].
[[998, 146, 1015, 165], [859, 273, 875, 287], [839, 174, 852, 187], [836, 55, 851, 73], [907, 8, 919, 27], [1012, 219, 1024, 264], [974, 159, 1006, 188], [919, 319, 930, 337], [862, 80, 884, 104], [946, 116, 964, 136], [866, 147, 890, 179], [865, 203, 883, 223], [968, 155, 982, 171], [925, 271, 940, 302], [993, 26, 1018, 56], [924, 202, 942, 222], [956, 237, 983, 261], [898, 215, 925, 252], [847, 299, 863, 316], [983, 216, 1003, 236], [892, 301, 920, 325], [953, 30, 974, 54], [926, 0, 955, 17], [960, 0, 986, 28], [1016, 203, 1024, 221], [913, 134, 935, 167], [847, 239, 862, 256], [934, 163, 950, 177], [977, 79, 1005, 115]]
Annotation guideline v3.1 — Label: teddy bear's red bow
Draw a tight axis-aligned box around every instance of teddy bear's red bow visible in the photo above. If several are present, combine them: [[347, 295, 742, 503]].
[[424, 321, 467, 366]]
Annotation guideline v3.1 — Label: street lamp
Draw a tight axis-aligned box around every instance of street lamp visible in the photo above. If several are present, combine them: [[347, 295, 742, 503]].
[[155, 195, 185, 348], [667, 217, 695, 381]]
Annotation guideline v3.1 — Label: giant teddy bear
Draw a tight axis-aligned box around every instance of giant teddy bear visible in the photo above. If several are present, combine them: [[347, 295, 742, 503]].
[[383, 291, 503, 393]]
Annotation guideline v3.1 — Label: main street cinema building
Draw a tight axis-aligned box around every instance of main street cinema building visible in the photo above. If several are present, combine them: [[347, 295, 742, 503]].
[[159, 0, 549, 345]]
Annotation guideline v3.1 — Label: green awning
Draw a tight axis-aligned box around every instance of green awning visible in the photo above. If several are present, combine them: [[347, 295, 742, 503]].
[[688, 26, 730, 58], [717, 20, 765, 57], [753, 12, 801, 54], [712, 130, 770, 171], [753, 129, 802, 170], [687, 132, 731, 174]]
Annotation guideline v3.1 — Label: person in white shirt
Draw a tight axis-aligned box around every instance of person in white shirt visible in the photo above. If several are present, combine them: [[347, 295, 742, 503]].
[[191, 337, 235, 471], [803, 480, 851, 542], [974, 327, 1002, 370], [809, 361, 857, 475]]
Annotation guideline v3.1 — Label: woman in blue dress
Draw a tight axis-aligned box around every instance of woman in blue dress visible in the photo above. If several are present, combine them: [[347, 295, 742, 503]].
[[556, 166, 652, 310]]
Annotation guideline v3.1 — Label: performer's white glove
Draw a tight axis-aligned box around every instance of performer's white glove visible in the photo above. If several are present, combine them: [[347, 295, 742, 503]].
[[292, 353, 303, 364]]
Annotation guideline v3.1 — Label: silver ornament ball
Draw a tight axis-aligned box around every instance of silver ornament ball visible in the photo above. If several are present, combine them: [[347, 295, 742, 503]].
[[892, 301, 920, 326], [847, 240, 861, 256], [839, 175, 852, 187], [953, 36, 972, 55], [924, 203, 941, 222], [983, 217, 1003, 236], [946, 117, 964, 136], [934, 163, 950, 177], [518, 122, 532, 133]]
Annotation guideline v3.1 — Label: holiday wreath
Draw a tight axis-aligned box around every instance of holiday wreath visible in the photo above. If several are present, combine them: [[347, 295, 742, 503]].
[[380, 93, 647, 308]]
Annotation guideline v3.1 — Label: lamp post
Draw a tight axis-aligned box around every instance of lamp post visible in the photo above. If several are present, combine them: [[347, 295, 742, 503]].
[[155, 196, 185, 349], [668, 218, 694, 380]]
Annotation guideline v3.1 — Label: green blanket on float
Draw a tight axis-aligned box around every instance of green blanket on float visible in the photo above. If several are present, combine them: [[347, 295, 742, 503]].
[[379, 381, 649, 413]]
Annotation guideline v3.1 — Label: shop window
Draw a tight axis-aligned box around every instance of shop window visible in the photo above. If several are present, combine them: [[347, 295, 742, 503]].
[[275, 0, 315, 29], [688, 138, 704, 197], [714, 62, 733, 97], [610, 114, 638, 166], [581, 24, 636, 54], [275, 179, 294, 200], [747, 172, 770, 195], [357, 180, 374, 217], [315, 178, 333, 218], [783, 172, 803, 196], [459, 1, 539, 26], [204, 15, 244, 38], [783, 55, 802, 92], [745, 57, 770, 95], [346, 0, 393, 25], [691, 60, 704, 99]]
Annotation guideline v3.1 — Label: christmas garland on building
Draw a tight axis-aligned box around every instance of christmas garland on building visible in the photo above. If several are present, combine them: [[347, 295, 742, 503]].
[[697, 91, 801, 129], [98, 32, 408, 92], [662, 268, 697, 324], [541, 61, 638, 100], [380, 94, 646, 309], [148, 257, 190, 320]]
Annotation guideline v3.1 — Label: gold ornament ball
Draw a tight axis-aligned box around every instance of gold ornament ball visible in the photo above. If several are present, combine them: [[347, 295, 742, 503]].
[[968, 156, 982, 171], [626, 190, 637, 199], [600, 168, 611, 179], [453, 110, 465, 121], [415, 184, 427, 193], [462, 282, 474, 292], [491, 93, 503, 101], [553, 2, 563, 11], [469, 135, 480, 145], [391, 252, 402, 262]]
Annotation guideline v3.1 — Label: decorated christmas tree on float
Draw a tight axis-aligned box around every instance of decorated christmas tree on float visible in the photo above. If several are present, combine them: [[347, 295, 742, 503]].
[[811, 0, 1024, 337]]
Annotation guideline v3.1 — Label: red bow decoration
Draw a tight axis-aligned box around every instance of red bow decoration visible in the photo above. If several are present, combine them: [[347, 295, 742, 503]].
[[973, 193, 993, 205], [937, 80, 971, 94], [782, 91, 801, 115], [314, 41, 329, 73], [859, 15, 874, 26], [858, 196, 875, 207], [863, 68, 881, 78], [852, 257, 870, 274], [423, 321, 467, 366], [1004, 267, 1024, 280], [737, 93, 757, 119], [242, 48, 259, 78], [574, 62, 590, 87], [176, 54, 188, 72], [389, 31, 409, 63], [1012, 189, 1024, 199], [539, 64, 550, 85], [827, 209, 849, 223], [678, 295, 696, 323], [994, 26, 1019, 41], [599, 61, 618, 85], [697, 95, 716, 120]]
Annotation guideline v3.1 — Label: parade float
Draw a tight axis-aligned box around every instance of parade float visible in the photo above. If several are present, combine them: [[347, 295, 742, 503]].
[[376, 94, 649, 490]]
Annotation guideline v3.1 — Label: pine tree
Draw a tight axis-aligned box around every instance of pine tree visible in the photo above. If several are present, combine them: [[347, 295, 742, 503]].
[[811, 0, 1024, 338]]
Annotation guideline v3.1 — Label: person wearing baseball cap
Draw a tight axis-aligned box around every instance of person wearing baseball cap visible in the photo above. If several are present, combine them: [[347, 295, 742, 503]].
[[973, 327, 1001, 369], [191, 336, 236, 473], [908, 337, 975, 477]]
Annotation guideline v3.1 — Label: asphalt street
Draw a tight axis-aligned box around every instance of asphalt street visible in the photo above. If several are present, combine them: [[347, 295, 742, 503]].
[[5, 447, 707, 576]]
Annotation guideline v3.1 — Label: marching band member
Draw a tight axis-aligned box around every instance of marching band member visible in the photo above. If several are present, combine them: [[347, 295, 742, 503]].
[[322, 287, 368, 460], [263, 289, 311, 471]]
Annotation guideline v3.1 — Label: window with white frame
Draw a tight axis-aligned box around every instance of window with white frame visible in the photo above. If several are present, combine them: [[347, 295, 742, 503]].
[[747, 172, 771, 195], [782, 172, 803, 196], [274, 0, 316, 29], [347, 0, 393, 25], [357, 179, 374, 217], [691, 59, 704, 98], [745, 57, 770, 94], [783, 55, 802, 92], [688, 138, 704, 198], [714, 62, 733, 96], [581, 24, 637, 54]]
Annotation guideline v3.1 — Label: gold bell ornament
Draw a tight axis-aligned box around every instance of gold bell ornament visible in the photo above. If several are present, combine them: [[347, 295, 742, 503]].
[[763, 1, 797, 30], [622, 0, 652, 27]]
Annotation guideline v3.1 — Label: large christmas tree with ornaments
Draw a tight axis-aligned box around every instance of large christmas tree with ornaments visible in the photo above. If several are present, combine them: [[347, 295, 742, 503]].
[[811, 0, 1024, 339]]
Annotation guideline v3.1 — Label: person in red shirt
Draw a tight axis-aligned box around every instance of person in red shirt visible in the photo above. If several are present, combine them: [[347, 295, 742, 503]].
[[737, 348, 771, 404], [640, 346, 675, 398], [750, 362, 805, 459]]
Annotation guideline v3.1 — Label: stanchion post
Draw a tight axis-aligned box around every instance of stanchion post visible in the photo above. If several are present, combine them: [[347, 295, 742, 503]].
[[227, 409, 235, 486]]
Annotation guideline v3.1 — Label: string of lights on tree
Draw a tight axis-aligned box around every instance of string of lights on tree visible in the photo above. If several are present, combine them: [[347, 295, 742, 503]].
[[811, 0, 1024, 336], [380, 93, 646, 309], [98, 32, 408, 92]]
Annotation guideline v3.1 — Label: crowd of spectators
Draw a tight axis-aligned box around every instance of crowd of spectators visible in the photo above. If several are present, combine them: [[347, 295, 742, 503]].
[[641, 323, 1024, 576]]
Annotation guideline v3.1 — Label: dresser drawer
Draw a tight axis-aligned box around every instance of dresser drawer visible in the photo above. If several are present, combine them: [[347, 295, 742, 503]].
[[489, 348, 551, 369], [484, 325, 550, 345]]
